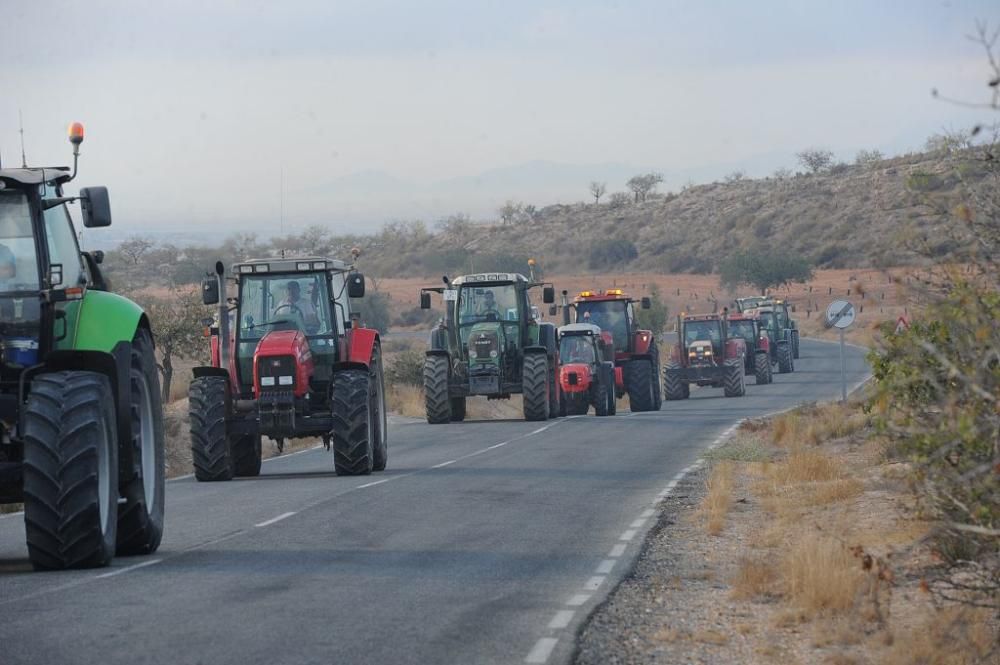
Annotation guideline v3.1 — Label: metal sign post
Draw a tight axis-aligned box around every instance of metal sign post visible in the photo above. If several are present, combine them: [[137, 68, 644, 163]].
[[825, 300, 856, 402]]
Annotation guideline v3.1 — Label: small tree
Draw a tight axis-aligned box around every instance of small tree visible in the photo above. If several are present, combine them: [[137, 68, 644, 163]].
[[498, 200, 523, 225], [724, 170, 745, 183], [119, 236, 155, 266], [608, 191, 631, 208], [796, 148, 834, 174], [772, 167, 792, 180], [626, 172, 664, 202], [138, 288, 209, 403], [589, 181, 607, 204], [719, 248, 814, 295], [855, 149, 884, 168], [351, 291, 391, 333], [634, 285, 668, 334]]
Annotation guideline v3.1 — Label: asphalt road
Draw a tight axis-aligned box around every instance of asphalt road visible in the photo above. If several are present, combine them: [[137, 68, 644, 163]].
[[0, 338, 869, 665]]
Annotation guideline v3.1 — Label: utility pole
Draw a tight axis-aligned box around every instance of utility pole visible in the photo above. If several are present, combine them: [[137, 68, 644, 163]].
[[19, 109, 27, 167]]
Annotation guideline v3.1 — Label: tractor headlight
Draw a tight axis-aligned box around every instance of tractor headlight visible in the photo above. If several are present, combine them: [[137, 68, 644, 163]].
[[490, 350, 498, 358], [261, 376, 276, 386]]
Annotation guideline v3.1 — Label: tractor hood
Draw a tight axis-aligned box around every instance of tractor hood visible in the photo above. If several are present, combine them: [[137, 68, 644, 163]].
[[560, 363, 593, 393], [687, 340, 716, 364], [467, 324, 504, 364]]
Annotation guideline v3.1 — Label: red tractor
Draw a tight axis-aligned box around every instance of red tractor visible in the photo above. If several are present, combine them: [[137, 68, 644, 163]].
[[189, 257, 386, 480], [560, 289, 661, 411], [726, 311, 773, 385], [557, 323, 617, 416], [663, 311, 747, 399]]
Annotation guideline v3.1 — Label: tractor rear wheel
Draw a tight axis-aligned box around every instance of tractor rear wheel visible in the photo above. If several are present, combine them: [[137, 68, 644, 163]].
[[423, 355, 451, 424], [723, 362, 746, 397], [117, 328, 166, 556], [663, 364, 689, 400], [23, 371, 119, 570], [650, 344, 662, 410], [232, 435, 262, 477], [607, 367, 618, 415], [189, 376, 234, 482], [548, 361, 561, 419], [625, 359, 655, 412], [331, 369, 374, 476], [791, 330, 800, 359], [522, 353, 550, 421], [754, 351, 771, 385], [450, 397, 466, 422], [371, 346, 388, 472], [595, 374, 609, 417], [777, 342, 794, 374]]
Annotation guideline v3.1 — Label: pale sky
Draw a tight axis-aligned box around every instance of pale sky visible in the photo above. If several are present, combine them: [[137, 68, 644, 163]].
[[1, 1, 996, 238]]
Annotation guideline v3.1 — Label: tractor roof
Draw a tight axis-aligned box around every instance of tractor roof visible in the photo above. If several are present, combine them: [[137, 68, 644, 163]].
[[573, 288, 633, 303], [0, 166, 72, 186], [728, 312, 760, 321], [558, 323, 602, 337], [451, 273, 529, 287], [232, 256, 348, 275], [682, 314, 724, 322]]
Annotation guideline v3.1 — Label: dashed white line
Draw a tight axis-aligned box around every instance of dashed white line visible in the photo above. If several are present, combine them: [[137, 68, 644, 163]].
[[431, 460, 456, 469], [629, 518, 647, 529], [357, 478, 391, 489], [584, 575, 605, 591], [640, 508, 655, 519], [254, 511, 296, 528], [608, 543, 626, 558], [548, 610, 574, 629], [94, 558, 162, 579], [619, 529, 637, 541], [525, 637, 558, 664], [566, 593, 591, 606], [485, 442, 509, 450], [596, 559, 616, 574]]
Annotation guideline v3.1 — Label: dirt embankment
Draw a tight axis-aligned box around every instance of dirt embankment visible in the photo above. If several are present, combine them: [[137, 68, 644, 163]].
[[575, 402, 997, 665]]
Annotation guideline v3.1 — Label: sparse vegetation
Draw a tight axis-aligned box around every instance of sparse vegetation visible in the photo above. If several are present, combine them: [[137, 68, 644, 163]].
[[796, 148, 835, 174], [718, 247, 814, 295]]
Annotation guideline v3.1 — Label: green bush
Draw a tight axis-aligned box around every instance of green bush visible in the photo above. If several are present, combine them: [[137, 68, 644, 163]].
[[386, 348, 426, 386]]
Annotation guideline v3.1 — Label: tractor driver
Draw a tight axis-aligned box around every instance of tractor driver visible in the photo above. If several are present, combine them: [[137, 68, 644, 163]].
[[0, 244, 15, 290], [275, 281, 320, 332], [565, 336, 595, 364], [478, 290, 500, 318]]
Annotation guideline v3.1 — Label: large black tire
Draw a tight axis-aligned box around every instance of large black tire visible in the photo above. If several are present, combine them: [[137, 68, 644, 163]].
[[565, 394, 589, 415], [607, 367, 618, 416], [594, 374, 609, 417], [650, 344, 662, 411], [189, 376, 233, 482], [522, 353, 550, 421], [117, 329, 166, 555], [625, 359, 656, 412], [231, 435, 262, 477], [23, 372, 119, 570], [754, 351, 771, 386], [791, 329, 800, 359], [777, 342, 794, 374], [663, 364, 689, 401], [548, 360, 561, 419], [370, 346, 388, 472], [449, 397, 466, 422], [331, 369, 374, 476], [423, 354, 451, 424], [723, 362, 746, 397]]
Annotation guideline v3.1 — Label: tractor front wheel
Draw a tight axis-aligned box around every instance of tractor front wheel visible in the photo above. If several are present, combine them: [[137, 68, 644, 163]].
[[650, 344, 663, 410], [423, 355, 451, 424], [791, 329, 800, 359], [777, 342, 794, 374], [371, 346, 388, 472], [663, 364, 690, 401], [23, 371, 119, 570], [565, 393, 589, 415], [522, 353, 550, 421], [189, 376, 234, 482], [548, 360, 561, 419], [723, 361, 746, 397], [117, 329, 166, 555], [625, 359, 655, 411], [754, 351, 771, 385], [331, 370, 374, 476]]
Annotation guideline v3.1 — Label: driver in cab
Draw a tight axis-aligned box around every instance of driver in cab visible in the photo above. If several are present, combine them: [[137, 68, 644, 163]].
[[275, 281, 319, 332], [478, 290, 498, 318]]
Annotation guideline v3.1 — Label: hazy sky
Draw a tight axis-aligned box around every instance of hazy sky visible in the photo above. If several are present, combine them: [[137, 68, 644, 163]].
[[1, 1, 997, 238]]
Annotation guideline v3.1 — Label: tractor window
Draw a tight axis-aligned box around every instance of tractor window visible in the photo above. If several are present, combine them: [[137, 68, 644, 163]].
[[560, 336, 595, 364], [728, 320, 756, 343], [758, 311, 775, 329], [42, 199, 87, 288], [239, 275, 333, 338], [684, 320, 722, 348], [457, 284, 518, 325], [0, 190, 40, 292], [576, 301, 628, 351]]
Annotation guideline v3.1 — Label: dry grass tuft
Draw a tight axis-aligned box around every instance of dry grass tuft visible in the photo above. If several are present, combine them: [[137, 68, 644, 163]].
[[652, 626, 689, 643], [700, 461, 735, 535], [782, 534, 863, 616], [692, 629, 729, 645], [771, 403, 869, 448], [882, 606, 998, 665], [730, 556, 778, 599], [806, 478, 864, 506], [387, 384, 425, 418]]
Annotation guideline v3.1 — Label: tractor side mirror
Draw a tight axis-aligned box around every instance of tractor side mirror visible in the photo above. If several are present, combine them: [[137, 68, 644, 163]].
[[202, 277, 219, 305], [49, 264, 64, 287], [91, 250, 104, 264], [347, 272, 365, 298], [542, 286, 555, 304], [549, 305, 557, 316], [791, 304, 797, 313], [641, 297, 651, 310], [79, 187, 112, 228], [420, 292, 431, 309]]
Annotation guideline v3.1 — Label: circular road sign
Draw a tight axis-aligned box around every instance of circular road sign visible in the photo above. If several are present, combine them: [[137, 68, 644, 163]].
[[825, 300, 856, 329]]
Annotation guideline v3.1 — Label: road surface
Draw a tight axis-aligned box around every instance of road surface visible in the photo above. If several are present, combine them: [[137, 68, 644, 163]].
[[0, 338, 869, 665]]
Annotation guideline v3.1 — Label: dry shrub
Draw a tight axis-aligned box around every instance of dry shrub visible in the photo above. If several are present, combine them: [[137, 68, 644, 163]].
[[692, 629, 729, 645], [731, 556, 778, 599], [782, 534, 863, 615], [652, 626, 689, 643], [882, 606, 998, 665], [772, 403, 868, 447], [807, 478, 864, 506], [700, 461, 735, 535], [773, 447, 841, 484], [387, 384, 424, 418]]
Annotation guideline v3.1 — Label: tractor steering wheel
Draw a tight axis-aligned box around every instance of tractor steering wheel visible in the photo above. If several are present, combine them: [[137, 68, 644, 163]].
[[482, 308, 501, 322], [272, 303, 305, 330]]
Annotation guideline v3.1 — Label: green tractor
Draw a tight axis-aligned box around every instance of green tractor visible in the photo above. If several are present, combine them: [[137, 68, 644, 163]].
[[419, 271, 559, 422], [0, 123, 165, 570], [736, 296, 799, 359]]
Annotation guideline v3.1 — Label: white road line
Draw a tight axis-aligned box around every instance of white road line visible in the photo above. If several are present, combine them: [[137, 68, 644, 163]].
[[485, 441, 509, 450], [608, 543, 627, 558], [548, 610, 574, 629], [94, 558, 162, 579], [254, 511, 296, 528], [629, 518, 646, 529], [525, 637, 558, 664], [584, 575, 605, 590], [619, 529, 636, 541], [566, 593, 591, 606], [431, 460, 456, 469], [357, 478, 391, 489], [596, 559, 616, 574], [640, 508, 655, 519]]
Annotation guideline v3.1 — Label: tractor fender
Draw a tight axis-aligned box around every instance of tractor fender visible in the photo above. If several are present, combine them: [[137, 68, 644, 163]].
[[429, 327, 449, 352], [193, 366, 232, 380], [425, 349, 450, 358], [346, 327, 379, 367], [67, 291, 147, 353], [537, 323, 558, 355], [36, 343, 134, 487], [633, 329, 655, 355], [523, 344, 549, 357]]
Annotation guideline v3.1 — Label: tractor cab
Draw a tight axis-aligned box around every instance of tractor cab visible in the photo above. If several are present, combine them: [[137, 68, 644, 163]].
[[569, 289, 650, 353], [557, 323, 616, 416], [681, 316, 726, 365], [663, 312, 748, 399]]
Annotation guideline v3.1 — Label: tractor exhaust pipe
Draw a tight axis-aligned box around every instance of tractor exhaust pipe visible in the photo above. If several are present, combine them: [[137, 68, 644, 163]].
[[561, 290, 570, 326], [215, 261, 230, 374]]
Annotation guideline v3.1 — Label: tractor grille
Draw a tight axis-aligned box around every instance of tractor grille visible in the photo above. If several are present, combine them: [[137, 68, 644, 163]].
[[258, 355, 296, 391], [470, 331, 499, 362]]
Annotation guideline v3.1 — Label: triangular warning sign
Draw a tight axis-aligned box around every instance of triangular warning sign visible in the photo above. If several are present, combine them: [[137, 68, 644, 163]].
[[894, 316, 909, 334]]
